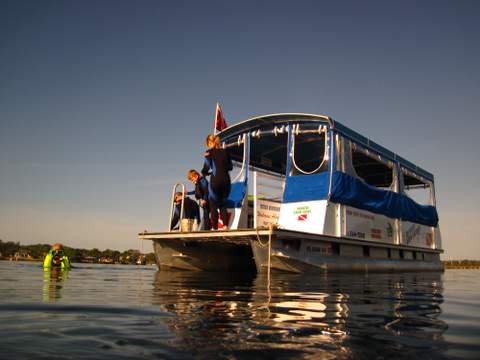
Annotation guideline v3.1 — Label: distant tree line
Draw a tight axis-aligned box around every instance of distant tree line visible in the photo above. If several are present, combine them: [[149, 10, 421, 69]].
[[442, 260, 480, 269], [0, 239, 155, 265]]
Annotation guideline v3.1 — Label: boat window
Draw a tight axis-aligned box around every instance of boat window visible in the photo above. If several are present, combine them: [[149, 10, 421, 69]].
[[224, 129, 289, 175], [250, 132, 288, 174], [290, 125, 328, 176], [401, 168, 434, 206], [347, 142, 394, 189]]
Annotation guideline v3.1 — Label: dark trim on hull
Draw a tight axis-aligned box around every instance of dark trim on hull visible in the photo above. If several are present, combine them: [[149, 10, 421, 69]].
[[152, 238, 255, 272]]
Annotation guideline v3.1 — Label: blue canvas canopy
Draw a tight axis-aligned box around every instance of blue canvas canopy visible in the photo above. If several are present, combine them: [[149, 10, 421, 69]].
[[282, 172, 438, 226]]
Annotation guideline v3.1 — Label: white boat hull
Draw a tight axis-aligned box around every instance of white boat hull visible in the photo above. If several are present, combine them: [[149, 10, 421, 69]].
[[141, 229, 443, 273], [250, 229, 443, 273]]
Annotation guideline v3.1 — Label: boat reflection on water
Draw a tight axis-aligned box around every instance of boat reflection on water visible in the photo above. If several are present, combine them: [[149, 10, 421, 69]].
[[42, 267, 69, 302], [151, 270, 447, 358], [249, 273, 350, 355]]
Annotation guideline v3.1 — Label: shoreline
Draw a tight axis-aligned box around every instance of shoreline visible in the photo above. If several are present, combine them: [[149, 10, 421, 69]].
[[0, 258, 155, 266], [2, 258, 478, 269]]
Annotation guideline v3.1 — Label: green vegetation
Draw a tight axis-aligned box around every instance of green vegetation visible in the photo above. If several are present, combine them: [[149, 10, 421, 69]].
[[2, 238, 478, 269], [0, 239, 155, 265], [442, 260, 480, 269]]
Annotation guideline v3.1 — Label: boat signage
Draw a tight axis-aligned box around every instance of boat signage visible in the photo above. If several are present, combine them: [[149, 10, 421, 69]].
[[256, 199, 281, 227], [293, 205, 311, 221], [402, 221, 434, 248], [278, 200, 328, 233], [344, 206, 395, 244]]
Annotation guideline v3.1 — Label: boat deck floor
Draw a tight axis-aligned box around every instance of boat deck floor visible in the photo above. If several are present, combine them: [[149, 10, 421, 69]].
[[139, 228, 442, 254], [139, 229, 272, 245]]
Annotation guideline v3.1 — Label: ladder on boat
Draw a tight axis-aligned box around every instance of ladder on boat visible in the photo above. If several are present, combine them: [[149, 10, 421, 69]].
[[167, 182, 186, 232]]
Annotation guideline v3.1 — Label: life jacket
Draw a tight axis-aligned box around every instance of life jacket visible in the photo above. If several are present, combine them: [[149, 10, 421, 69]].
[[43, 250, 71, 269]]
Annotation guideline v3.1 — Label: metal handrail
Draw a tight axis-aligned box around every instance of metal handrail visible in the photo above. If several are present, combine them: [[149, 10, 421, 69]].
[[168, 183, 186, 232], [232, 133, 249, 183], [291, 124, 328, 175]]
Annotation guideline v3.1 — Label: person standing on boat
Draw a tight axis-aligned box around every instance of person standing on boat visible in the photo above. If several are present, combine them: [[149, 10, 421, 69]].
[[170, 191, 200, 231], [187, 169, 211, 230], [201, 134, 233, 230]]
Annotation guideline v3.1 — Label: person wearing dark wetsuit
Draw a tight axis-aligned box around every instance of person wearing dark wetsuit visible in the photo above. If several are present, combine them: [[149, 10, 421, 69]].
[[170, 192, 200, 230], [201, 134, 233, 230], [188, 169, 211, 230]]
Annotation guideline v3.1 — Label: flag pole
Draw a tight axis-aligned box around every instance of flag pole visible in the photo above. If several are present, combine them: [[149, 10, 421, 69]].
[[213, 102, 219, 135]]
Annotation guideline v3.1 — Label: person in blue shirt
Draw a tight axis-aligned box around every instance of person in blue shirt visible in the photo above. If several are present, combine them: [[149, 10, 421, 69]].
[[170, 191, 200, 231], [188, 169, 211, 230]]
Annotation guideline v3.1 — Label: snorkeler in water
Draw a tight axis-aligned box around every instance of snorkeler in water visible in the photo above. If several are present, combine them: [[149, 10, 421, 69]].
[[43, 243, 71, 269]]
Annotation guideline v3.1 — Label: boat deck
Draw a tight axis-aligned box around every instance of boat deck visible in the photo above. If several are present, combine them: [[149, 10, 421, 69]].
[[139, 229, 271, 244], [139, 228, 443, 254]]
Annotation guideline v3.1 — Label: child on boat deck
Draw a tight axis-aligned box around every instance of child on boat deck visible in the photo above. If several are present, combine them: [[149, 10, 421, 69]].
[[170, 192, 200, 231], [201, 134, 233, 230], [187, 169, 211, 230]]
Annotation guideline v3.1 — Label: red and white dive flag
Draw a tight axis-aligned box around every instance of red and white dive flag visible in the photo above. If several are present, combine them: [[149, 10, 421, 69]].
[[213, 102, 228, 134]]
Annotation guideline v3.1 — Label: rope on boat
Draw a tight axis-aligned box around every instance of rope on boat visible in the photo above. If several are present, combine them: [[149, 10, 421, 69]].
[[291, 124, 328, 175], [267, 226, 272, 289], [255, 224, 274, 289]]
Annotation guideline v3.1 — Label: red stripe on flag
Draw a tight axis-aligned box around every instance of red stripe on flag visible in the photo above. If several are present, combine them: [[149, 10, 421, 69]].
[[214, 103, 228, 132]]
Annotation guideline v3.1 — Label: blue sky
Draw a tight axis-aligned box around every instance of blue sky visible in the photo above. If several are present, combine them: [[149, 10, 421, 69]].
[[1, 0, 479, 258]]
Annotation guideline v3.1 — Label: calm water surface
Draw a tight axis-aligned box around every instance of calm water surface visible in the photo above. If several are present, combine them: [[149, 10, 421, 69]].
[[0, 261, 479, 359]]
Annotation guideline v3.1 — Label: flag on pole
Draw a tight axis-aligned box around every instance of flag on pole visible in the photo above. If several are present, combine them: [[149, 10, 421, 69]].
[[213, 102, 228, 134]]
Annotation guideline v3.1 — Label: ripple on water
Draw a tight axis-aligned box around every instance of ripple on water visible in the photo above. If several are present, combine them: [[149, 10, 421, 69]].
[[1, 262, 479, 359]]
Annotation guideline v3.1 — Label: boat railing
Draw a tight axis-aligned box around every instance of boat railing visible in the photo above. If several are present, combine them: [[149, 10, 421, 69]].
[[168, 182, 186, 232], [290, 124, 328, 175], [230, 133, 248, 183]]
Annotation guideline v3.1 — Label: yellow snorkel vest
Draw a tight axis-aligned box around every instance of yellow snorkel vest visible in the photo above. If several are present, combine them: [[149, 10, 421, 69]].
[[43, 250, 71, 269]]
